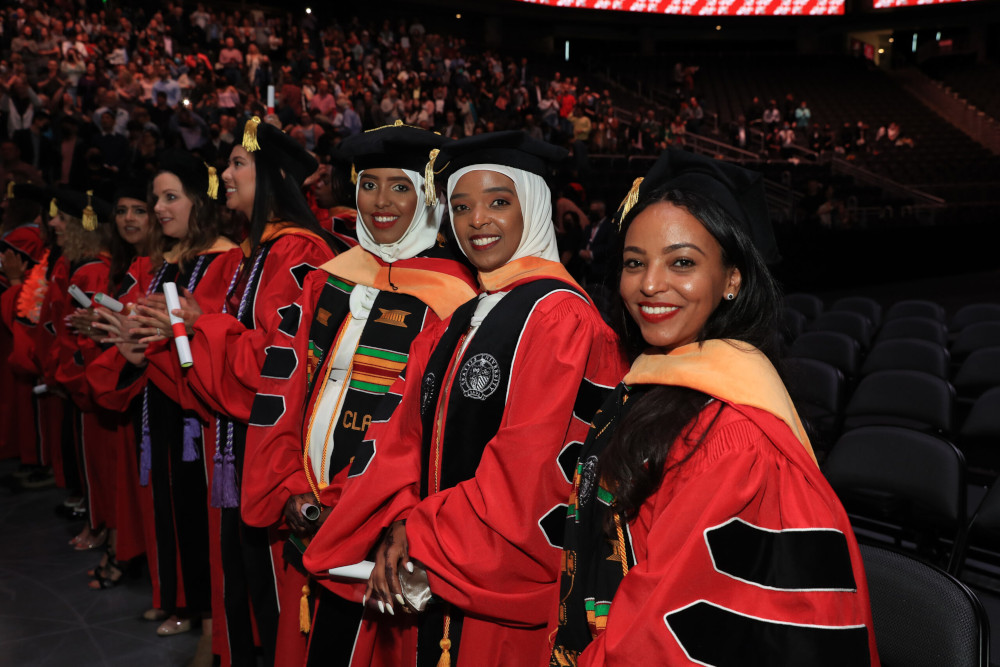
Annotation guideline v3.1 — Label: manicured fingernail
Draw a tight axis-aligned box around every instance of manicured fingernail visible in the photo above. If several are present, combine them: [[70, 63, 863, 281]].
[[405, 562, 414, 573], [377, 600, 384, 613], [395, 594, 405, 607], [386, 603, 394, 616]]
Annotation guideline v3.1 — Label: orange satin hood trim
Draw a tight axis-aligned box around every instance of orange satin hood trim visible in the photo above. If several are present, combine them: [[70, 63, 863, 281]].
[[163, 236, 239, 264], [239, 222, 326, 258], [624, 340, 817, 464], [477, 256, 583, 294], [318, 246, 478, 320]]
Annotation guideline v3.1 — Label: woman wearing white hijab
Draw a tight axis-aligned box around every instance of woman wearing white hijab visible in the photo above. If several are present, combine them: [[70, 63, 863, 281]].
[[241, 124, 477, 667], [314, 131, 629, 667]]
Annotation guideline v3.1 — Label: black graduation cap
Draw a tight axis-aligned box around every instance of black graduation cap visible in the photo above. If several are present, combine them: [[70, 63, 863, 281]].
[[6, 182, 53, 205], [51, 188, 113, 231], [427, 130, 568, 207], [111, 177, 150, 206], [340, 121, 451, 174], [157, 148, 219, 201], [616, 149, 780, 264], [433, 130, 568, 179], [237, 116, 319, 186]]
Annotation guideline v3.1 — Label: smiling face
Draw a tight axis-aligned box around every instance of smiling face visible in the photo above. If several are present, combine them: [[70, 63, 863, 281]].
[[355, 168, 418, 246], [48, 211, 70, 247], [221, 145, 257, 218], [152, 172, 193, 240], [114, 197, 151, 249], [450, 170, 524, 272], [620, 202, 741, 353]]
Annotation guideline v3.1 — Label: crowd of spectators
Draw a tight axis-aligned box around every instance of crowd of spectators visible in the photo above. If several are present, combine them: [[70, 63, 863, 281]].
[[733, 93, 916, 160]]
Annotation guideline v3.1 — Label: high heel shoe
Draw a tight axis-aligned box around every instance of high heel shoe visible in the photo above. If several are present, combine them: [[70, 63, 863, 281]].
[[73, 527, 108, 551]]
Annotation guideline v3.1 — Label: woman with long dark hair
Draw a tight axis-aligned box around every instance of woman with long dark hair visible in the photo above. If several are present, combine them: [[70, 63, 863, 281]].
[[549, 150, 878, 665], [137, 117, 339, 666], [93, 151, 242, 642], [314, 131, 628, 666]]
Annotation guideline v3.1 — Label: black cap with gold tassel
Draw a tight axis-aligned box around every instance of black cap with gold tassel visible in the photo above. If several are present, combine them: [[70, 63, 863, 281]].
[[339, 124, 451, 205], [611, 149, 780, 264], [234, 115, 319, 186], [5, 180, 15, 200], [51, 188, 112, 229]]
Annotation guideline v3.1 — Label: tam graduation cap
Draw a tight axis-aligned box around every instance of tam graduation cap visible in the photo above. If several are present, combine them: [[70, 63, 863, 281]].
[[158, 149, 219, 200], [427, 130, 569, 206], [340, 121, 451, 175], [50, 188, 113, 231], [237, 116, 319, 185], [616, 148, 780, 265]]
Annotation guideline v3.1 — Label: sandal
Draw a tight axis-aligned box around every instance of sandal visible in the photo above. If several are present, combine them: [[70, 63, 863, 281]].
[[73, 527, 107, 551], [89, 560, 126, 590]]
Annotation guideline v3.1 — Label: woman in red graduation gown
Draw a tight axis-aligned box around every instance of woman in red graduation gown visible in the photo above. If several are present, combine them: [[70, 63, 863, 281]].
[[311, 131, 628, 667], [65, 178, 153, 590], [92, 150, 242, 638], [0, 184, 48, 468], [139, 117, 339, 667], [45, 189, 119, 551], [549, 150, 879, 666], [242, 124, 477, 666]]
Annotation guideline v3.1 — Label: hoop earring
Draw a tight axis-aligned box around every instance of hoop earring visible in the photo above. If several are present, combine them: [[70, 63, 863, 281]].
[[726, 293, 735, 301]]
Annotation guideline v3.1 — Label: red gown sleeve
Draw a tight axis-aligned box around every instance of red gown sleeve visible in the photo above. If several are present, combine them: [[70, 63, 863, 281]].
[[240, 271, 325, 528], [576, 405, 879, 666], [406, 296, 626, 627], [53, 260, 110, 411], [144, 248, 244, 420], [87, 257, 156, 412], [184, 235, 333, 422]]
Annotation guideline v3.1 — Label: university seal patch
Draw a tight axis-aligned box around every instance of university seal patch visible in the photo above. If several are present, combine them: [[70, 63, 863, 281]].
[[459, 353, 501, 400]]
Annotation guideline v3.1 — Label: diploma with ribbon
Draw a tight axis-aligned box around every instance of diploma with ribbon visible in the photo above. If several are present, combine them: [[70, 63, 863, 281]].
[[163, 282, 194, 368]]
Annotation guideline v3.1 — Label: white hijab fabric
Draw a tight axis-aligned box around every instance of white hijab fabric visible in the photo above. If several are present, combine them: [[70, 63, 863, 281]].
[[350, 167, 443, 318], [354, 167, 444, 264], [446, 164, 560, 265]]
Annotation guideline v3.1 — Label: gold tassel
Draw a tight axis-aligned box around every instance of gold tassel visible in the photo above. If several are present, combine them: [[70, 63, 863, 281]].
[[5, 180, 14, 200], [436, 614, 452, 667], [243, 116, 262, 153], [617, 177, 644, 230], [49, 198, 58, 218], [424, 148, 440, 207], [82, 190, 98, 232], [206, 165, 219, 199], [350, 164, 358, 185], [299, 583, 311, 633]]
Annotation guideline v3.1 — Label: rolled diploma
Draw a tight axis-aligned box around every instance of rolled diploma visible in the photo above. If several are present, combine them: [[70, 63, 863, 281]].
[[33, 384, 48, 395], [67, 284, 92, 308], [328, 560, 375, 581], [267, 85, 275, 110], [93, 292, 124, 313], [163, 282, 193, 368]]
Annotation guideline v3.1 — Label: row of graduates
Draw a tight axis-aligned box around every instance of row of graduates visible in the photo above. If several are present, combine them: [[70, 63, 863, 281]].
[[0, 119, 881, 666]]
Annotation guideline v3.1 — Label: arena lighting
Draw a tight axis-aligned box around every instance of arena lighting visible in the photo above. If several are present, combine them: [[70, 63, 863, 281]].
[[888, 37, 894, 43], [716, 24, 722, 29], [305, 6, 311, 13], [877, 48, 884, 53], [456, 13, 462, 18], [511, 0, 844, 16]]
